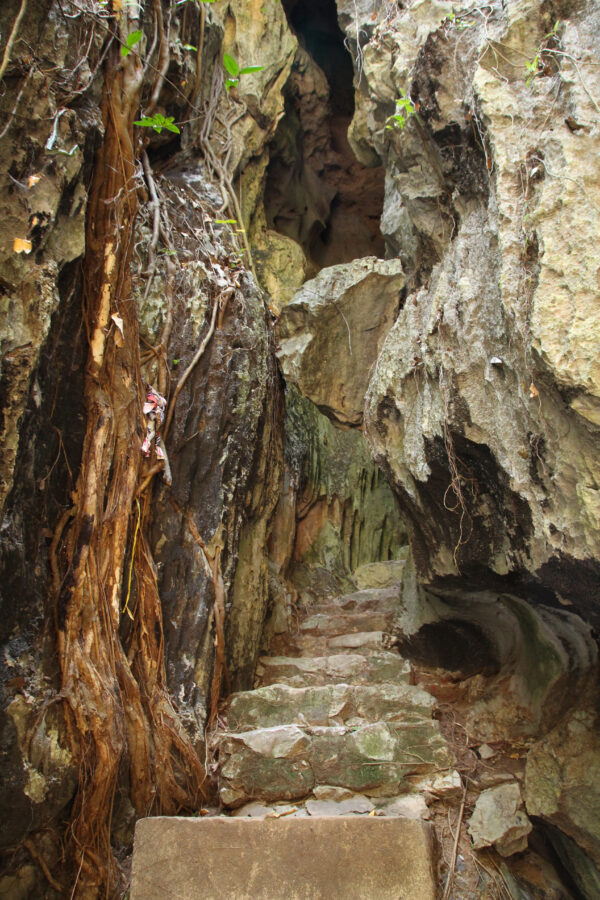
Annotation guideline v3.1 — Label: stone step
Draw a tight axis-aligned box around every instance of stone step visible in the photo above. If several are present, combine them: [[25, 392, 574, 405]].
[[352, 559, 407, 590], [280, 629, 387, 657], [131, 816, 437, 900], [227, 682, 436, 731], [218, 721, 455, 808], [230, 787, 431, 820], [311, 585, 400, 614], [256, 652, 411, 687], [298, 609, 393, 636]]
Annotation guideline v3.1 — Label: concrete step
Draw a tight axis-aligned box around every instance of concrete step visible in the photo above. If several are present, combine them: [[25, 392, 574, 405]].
[[218, 720, 455, 808], [256, 652, 411, 687], [131, 816, 437, 899], [227, 682, 436, 730]]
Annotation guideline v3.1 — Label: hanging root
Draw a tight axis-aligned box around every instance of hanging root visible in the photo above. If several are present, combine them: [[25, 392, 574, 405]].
[[439, 366, 473, 570], [55, 18, 206, 896]]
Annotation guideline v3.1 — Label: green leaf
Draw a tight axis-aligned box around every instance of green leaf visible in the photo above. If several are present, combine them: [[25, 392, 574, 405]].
[[214, 219, 237, 224], [223, 53, 240, 77], [162, 116, 181, 133], [225, 78, 238, 93], [239, 65, 265, 75], [134, 114, 180, 134], [121, 29, 142, 58]]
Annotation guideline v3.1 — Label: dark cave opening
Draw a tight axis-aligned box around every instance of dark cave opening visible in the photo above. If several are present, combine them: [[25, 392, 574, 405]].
[[394, 618, 502, 678], [264, 0, 385, 275], [285, 0, 354, 117]]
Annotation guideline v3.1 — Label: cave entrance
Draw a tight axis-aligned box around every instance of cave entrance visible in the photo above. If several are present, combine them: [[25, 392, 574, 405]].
[[265, 0, 385, 275]]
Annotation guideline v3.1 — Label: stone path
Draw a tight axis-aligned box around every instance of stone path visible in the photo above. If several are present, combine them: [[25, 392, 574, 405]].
[[216, 584, 460, 817]]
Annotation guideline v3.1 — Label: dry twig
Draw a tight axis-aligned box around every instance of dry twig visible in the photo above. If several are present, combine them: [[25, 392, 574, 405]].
[[442, 781, 467, 900]]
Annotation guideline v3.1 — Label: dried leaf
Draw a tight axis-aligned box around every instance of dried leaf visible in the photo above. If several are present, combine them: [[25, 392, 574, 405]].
[[529, 382, 539, 399], [13, 237, 32, 254]]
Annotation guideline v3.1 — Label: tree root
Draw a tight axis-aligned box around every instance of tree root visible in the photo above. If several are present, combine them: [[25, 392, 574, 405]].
[[55, 24, 206, 897]]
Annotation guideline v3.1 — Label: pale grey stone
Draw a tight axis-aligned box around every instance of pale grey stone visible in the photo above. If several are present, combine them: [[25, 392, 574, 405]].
[[377, 795, 430, 819], [468, 783, 532, 857]]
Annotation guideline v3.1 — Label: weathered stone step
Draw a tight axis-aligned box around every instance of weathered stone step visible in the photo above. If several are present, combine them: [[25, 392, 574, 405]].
[[231, 787, 432, 820], [274, 629, 388, 657], [298, 609, 393, 635], [227, 682, 436, 731], [294, 629, 387, 656], [312, 585, 400, 614], [256, 651, 411, 687], [218, 721, 454, 808], [131, 816, 437, 900]]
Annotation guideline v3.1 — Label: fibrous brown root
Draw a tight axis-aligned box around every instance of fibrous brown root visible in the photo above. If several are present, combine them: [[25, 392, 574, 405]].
[[56, 16, 206, 898]]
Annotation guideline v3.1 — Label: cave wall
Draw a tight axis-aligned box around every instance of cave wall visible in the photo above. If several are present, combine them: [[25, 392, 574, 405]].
[[262, 0, 600, 628], [341, 0, 600, 621]]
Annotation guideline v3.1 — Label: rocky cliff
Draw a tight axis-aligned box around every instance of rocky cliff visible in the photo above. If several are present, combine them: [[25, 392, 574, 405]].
[[1, 0, 600, 896]]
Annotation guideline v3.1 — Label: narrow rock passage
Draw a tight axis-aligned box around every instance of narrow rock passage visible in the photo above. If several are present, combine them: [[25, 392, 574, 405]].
[[215, 572, 459, 818]]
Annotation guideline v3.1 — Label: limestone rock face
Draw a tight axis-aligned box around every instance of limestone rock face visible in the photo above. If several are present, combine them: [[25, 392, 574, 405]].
[[389, 562, 597, 741], [212, 0, 297, 178], [468, 783, 532, 857], [140, 177, 284, 708], [0, 2, 100, 517], [265, 387, 406, 646], [525, 703, 600, 873], [276, 257, 404, 425], [330, 0, 600, 626]]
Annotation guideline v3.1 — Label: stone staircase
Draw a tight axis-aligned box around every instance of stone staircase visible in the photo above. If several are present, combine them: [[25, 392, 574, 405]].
[[216, 583, 458, 817], [131, 580, 460, 899]]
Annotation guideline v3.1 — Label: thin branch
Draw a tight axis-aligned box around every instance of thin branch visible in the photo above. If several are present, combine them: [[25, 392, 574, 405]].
[[141, 150, 160, 278], [544, 48, 600, 114], [188, 1, 205, 110], [23, 839, 63, 894], [442, 781, 467, 900], [146, 0, 172, 116], [163, 290, 222, 440], [0, 0, 28, 83], [0, 66, 33, 140]]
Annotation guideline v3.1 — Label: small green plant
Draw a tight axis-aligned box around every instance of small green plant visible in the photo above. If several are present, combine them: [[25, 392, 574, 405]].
[[385, 94, 417, 130], [223, 53, 265, 93], [121, 29, 142, 57], [525, 21, 560, 86], [175, 37, 198, 51], [134, 113, 180, 134], [445, 11, 474, 30], [525, 53, 540, 86]]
